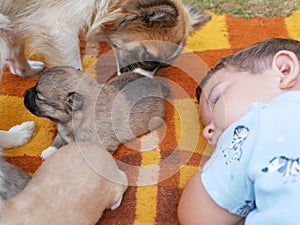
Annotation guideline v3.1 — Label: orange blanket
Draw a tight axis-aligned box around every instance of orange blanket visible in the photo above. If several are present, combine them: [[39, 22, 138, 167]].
[[1, 9, 300, 224]]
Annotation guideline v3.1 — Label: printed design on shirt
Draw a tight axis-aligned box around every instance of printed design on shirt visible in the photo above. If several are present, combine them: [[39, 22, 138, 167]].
[[222, 125, 249, 165], [262, 156, 300, 182], [237, 200, 256, 217]]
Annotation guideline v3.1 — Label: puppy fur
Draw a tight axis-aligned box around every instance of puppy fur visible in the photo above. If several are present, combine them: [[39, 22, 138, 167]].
[[24, 66, 167, 159], [0, 121, 35, 151], [0, 157, 30, 205], [0, 142, 128, 225], [0, 0, 211, 78]]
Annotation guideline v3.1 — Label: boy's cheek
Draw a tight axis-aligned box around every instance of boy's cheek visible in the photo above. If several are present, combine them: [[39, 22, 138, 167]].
[[212, 99, 227, 131], [217, 95, 246, 129]]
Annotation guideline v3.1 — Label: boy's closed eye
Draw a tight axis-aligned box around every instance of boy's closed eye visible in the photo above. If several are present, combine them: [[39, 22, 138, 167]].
[[210, 94, 220, 105], [208, 84, 225, 107]]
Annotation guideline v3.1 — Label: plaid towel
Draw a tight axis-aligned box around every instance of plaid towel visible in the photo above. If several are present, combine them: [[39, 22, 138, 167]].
[[1, 9, 300, 225]]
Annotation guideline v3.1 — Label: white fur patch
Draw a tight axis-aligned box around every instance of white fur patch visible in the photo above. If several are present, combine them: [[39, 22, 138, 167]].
[[1, 121, 36, 150], [9, 60, 45, 77], [132, 68, 155, 78], [41, 146, 58, 160], [109, 195, 123, 210]]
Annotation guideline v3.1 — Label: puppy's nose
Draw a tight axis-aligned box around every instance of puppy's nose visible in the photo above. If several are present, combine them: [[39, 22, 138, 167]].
[[23, 87, 34, 97], [23, 89, 30, 97]]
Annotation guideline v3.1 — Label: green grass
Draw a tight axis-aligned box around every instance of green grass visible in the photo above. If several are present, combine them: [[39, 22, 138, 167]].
[[183, 0, 300, 18]]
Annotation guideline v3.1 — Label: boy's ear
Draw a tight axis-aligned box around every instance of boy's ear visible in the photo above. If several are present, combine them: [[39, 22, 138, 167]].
[[272, 50, 300, 89]]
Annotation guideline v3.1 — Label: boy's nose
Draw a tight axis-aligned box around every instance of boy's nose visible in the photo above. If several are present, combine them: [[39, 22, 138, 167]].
[[202, 122, 215, 144]]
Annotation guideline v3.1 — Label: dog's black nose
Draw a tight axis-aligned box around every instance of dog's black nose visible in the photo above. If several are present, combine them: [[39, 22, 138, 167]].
[[120, 66, 130, 73], [23, 89, 30, 97], [23, 87, 36, 98], [140, 61, 160, 71]]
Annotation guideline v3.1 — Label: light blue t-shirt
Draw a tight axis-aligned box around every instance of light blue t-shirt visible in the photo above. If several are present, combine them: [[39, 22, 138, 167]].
[[201, 91, 300, 225]]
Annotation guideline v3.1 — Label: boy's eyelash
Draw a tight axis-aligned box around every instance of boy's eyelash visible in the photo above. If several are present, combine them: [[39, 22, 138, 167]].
[[210, 95, 220, 105]]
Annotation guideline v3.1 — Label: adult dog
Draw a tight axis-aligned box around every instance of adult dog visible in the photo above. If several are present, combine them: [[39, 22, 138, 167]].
[[0, 0, 211, 79]]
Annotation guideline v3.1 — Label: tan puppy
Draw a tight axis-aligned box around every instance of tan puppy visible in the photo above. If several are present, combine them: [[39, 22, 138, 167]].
[[24, 66, 167, 159], [0, 142, 128, 225], [0, 0, 210, 79]]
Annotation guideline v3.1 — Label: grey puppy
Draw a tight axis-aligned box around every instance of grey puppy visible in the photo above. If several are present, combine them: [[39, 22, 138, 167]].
[[0, 157, 30, 205], [24, 66, 167, 159]]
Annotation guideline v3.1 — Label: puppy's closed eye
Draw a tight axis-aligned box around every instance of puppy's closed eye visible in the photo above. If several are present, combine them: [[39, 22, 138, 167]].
[[65, 92, 84, 111], [36, 93, 47, 102]]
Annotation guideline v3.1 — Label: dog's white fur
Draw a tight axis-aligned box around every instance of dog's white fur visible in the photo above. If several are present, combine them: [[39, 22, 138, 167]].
[[0, 15, 35, 151], [0, 14, 10, 77], [0, 142, 128, 225], [0, 121, 35, 151], [0, 0, 210, 79]]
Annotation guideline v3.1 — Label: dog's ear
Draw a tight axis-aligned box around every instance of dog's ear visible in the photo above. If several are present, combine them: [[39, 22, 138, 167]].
[[184, 6, 211, 33], [87, 0, 180, 41], [65, 92, 84, 111], [135, 0, 179, 28]]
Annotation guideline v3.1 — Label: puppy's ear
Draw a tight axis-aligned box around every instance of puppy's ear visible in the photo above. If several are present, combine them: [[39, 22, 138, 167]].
[[184, 6, 211, 33], [65, 92, 84, 111]]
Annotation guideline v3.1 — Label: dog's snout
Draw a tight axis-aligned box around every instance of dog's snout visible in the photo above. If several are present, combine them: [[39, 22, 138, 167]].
[[120, 66, 130, 73], [119, 61, 161, 74], [140, 61, 160, 71], [23, 86, 43, 117]]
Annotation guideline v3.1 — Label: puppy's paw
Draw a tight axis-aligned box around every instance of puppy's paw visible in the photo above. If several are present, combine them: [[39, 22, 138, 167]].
[[28, 60, 45, 75], [8, 121, 36, 147], [109, 195, 124, 210], [9, 60, 45, 77], [41, 146, 58, 160]]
